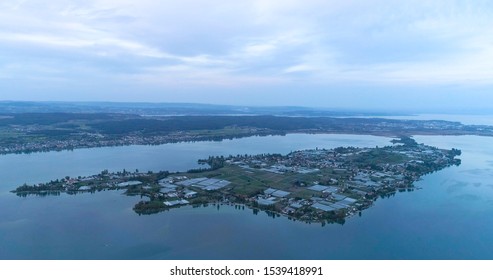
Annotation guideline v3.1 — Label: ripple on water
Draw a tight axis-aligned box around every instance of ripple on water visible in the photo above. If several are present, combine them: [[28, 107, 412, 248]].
[[454, 194, 481, 201], [446, 180, 469, 194], [459, 168, 493, 176]]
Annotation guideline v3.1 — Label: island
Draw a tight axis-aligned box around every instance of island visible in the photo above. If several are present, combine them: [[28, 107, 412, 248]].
[[12, 137, 461, 225]]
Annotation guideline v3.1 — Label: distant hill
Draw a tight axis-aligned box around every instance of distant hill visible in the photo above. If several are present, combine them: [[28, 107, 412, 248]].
[[0, 101, 401, 117]]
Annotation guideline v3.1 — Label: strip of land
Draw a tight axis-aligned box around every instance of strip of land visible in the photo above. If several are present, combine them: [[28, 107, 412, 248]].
[[12, 137, 461, 225], [0, 113, 491, 155]]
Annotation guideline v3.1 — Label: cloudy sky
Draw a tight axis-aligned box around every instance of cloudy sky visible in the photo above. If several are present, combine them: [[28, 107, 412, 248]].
[[1, 0, 492, 111]]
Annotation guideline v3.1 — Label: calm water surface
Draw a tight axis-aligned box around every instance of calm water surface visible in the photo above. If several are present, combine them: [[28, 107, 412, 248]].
[[0, 133, 492, 259], [361, 114, 493, 126]]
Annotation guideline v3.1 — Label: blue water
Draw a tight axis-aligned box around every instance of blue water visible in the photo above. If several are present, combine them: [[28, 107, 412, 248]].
[[0, 133, 492, 259], [347, 114, 493, 126]]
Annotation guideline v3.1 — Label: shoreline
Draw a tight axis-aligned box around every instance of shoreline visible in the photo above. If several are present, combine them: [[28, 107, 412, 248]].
[[0, 130, 489, 156], [1, 114, 492, 155]]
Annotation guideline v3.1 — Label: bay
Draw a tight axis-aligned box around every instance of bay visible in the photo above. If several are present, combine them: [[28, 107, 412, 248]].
[[0, 133, 492, 259], [359, 114, 493, 126]]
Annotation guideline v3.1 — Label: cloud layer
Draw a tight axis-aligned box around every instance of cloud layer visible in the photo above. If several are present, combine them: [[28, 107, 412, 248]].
[[1, 0, 492, 108]]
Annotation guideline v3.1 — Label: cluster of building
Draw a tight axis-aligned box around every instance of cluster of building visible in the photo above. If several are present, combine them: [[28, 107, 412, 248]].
[[155, 176, 232, 206], [222, 141, 460, 222], [1, 129, 269, 155]]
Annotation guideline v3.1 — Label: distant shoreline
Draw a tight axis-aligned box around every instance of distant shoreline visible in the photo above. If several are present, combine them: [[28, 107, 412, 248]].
[[0, 113, 492, 155]]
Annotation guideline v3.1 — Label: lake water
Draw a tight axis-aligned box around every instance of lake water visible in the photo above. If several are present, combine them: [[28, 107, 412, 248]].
[[1, 133, 492, 259], [357, 114, 493, 126]]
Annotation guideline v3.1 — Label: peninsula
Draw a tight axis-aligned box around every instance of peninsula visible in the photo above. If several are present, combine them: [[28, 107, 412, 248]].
[[12, 137, 461, 224]]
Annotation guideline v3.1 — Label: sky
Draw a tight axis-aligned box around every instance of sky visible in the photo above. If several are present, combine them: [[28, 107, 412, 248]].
[[1, 0, 493, 111]]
